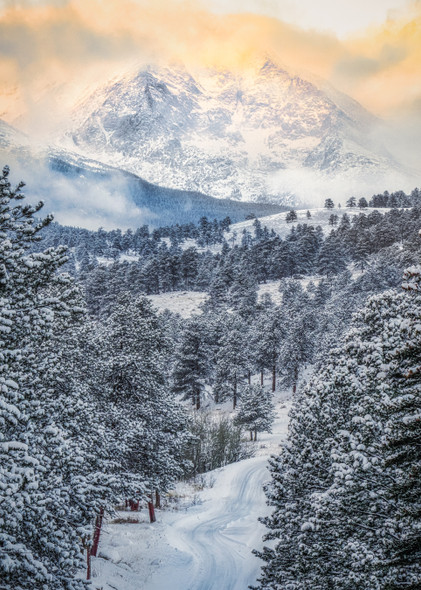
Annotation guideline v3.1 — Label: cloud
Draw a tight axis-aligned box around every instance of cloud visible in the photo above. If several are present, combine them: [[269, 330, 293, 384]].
[[0, 0, 344, 130], [267, 165, 418, 209], [332, 1, 421, 116], [0, 0, 419, 136], [333, 44, 407, 83], [0, 146, 156, 229]]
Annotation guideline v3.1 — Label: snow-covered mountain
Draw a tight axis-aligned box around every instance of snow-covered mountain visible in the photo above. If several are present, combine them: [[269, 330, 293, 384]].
[[0, 119, 284, 229], [67, 59, 413, 206]]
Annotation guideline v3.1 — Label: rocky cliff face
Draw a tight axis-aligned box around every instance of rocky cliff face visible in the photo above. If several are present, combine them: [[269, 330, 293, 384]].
[[67, 59, 405, 205]]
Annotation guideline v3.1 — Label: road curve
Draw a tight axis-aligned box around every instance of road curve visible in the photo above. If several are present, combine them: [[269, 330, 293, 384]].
[[147, 456, 271, 590]]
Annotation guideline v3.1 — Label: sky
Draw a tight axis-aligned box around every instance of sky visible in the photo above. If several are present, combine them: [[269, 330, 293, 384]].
[[0, 0, 420, 154], [208, 0, 411, 38]]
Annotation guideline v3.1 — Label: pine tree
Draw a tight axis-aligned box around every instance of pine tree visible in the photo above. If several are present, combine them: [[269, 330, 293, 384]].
[[91, 294, 191, 497], [254, 307, 285, 391], [172, 315, 209, 410], [255, 278, 421, 590], [213, 313, 249, 408], [229, 262, 258, 317], [286, 210, 298, 223], [317, 232, 347, 277], [278, 282, 316, 393], [234, 384, 275, 441], [0, 166, 94, 589]]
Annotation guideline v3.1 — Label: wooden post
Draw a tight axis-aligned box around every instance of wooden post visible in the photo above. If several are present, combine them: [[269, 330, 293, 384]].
[[91, 506, 104, 557], [148, 499, 156, 523]]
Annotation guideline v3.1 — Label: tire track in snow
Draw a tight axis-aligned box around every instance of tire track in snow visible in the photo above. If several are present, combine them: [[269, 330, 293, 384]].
[[148, 457, 270, 590]]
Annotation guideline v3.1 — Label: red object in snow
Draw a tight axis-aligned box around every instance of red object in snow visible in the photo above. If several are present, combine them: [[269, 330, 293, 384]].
[[148, 500, 156, 523]]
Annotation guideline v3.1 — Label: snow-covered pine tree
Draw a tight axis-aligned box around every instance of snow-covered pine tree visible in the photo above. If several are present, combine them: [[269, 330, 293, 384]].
[[172, 315, 209, 410], [314, 288, 421, 590], [253, 343, 352, 590], [213, 313, 249, 409], [91, 294, 191, 498], [381, 266, 421, 589], [0, 166, 91, 589], [37, 284, 132, 561], [255, 274, 421, 590], [278, 282, 316, 393], [234, 384, 275, 441], [316, 231, 347, 277], [254, 307, 285, 391], [229, 262, 258, 318]]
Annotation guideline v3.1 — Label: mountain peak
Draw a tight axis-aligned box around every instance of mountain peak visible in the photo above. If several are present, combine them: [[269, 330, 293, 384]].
[[64, 62, 415, 206]]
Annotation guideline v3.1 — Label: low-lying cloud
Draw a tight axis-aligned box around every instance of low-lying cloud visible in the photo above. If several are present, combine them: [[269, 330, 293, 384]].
[[0, 0, 420, 131], [267, 166, 418, 209], [1, 149, 156, 230]]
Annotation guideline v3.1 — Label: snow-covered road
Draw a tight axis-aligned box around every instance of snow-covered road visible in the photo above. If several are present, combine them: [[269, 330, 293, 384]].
[[147, 457, 270, 590], [92, 397, 290, 590]]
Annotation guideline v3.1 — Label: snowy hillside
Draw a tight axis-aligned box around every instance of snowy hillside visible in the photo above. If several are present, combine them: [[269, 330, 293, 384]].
[[228, 206, 391, 241], [67, 59, 413, 206]]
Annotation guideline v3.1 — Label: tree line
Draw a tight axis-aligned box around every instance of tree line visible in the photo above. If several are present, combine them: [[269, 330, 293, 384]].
[[254, 266, 421, 590]]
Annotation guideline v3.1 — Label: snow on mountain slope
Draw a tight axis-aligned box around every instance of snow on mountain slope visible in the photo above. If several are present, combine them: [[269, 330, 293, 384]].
[[0, 122, 285, 229], [90, 394, 291, 590], [67, 59, 413, 206], [0, 119, 30, 149]]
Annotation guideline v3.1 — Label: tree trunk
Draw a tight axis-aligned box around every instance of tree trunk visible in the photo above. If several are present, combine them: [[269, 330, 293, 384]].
[[292, 365, 299, 394], [250, 430, 253, 441], [272, 365, 276, 392], [254, 429, 257, 441], [196, 391, 200, 410], [247, 370, 251, 385], [155, 490, 161, 509], [233, 375, 237, 410], [90, 506, 104, 557], [260, 370, 264, 386], [86, 547, 91, 581], [148, 499, 156, 523]]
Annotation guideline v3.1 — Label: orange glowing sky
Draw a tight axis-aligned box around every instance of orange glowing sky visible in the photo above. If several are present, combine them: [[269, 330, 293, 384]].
[[0, 0, 420, 141]]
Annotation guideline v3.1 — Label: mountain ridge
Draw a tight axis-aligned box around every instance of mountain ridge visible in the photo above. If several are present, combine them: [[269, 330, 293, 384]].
[[66, 59, 414, 206], [0, 122, 285, 229]]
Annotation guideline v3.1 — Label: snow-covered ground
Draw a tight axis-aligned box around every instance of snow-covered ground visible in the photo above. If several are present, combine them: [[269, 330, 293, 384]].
[[228, 207, 389, 242], [146, 279, 322, 316], [147, 290, 208, 317], [90, 393, 291, 590]]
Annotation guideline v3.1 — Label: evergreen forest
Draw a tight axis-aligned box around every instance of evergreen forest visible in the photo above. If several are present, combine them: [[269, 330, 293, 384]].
[[0, 166, 420, 589]]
